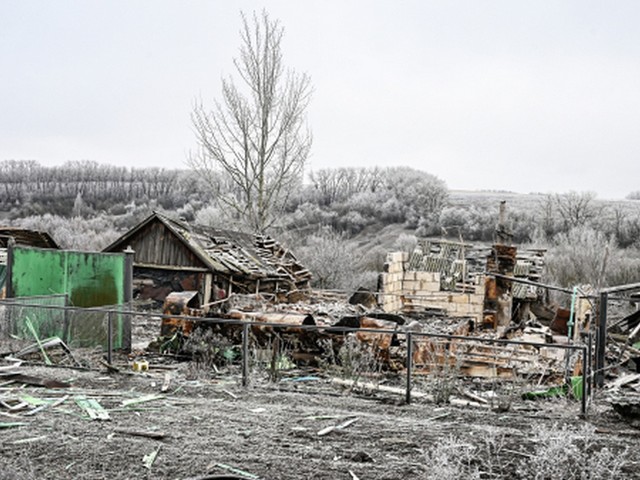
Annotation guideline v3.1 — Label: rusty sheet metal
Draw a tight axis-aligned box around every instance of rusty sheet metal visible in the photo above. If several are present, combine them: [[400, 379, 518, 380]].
[[355, 317, 397, 351], [135, 269, 204, 303], [251, 312, 315, 330], [161, 291, 202, 337], [550, 308, 570, 335], [229, 310, 316, 335], [484, 277, 499, 301], [226, 309, 321, 352], [412, 338, 449, 366]]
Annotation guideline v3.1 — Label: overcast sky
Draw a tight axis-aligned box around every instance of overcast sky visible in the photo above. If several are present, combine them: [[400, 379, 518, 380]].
[[2, 1, 639, 199]]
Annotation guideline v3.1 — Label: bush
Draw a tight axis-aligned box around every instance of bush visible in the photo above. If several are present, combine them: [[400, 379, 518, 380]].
[[544, 226, 640, 288]]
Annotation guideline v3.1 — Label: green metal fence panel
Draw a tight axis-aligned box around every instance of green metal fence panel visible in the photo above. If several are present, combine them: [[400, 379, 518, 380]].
[[11, 248, 67, 298], [11, 247, 125, 306], [66, 304, 125, 349], [9, 247, 127, 348], [0, 264, 7, 293], [5, 295, 68, 341], [66, 251, 125, 307]]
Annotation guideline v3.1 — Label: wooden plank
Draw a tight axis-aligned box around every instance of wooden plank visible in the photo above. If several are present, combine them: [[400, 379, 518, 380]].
[[115, 429, 167, 440], [606, 373, 640, 390]]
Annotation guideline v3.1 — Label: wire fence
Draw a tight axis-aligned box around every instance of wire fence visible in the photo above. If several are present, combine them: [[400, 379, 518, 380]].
[[0, 298, 590, 416], [0, 294, 67, 340]]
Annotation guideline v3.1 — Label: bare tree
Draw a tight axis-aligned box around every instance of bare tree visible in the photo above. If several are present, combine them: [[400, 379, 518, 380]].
[[308, 167, 383, 206], [552, 191, 600, 231], [190, 10, 312, 233]]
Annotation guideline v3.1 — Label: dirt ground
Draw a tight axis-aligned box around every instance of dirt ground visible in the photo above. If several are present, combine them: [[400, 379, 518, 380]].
[[1, 320, 640, 479]]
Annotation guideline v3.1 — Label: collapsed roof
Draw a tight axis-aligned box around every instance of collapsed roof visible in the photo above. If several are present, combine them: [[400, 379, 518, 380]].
[[104, 212, 311, 288], [0, 228, 59, 249]]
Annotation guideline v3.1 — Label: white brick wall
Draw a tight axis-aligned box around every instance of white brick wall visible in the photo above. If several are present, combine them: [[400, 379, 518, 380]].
[[379, 252, 484, 319]]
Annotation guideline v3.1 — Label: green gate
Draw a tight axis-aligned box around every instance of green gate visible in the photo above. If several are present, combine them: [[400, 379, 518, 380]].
[[8, 247, 128, 348]]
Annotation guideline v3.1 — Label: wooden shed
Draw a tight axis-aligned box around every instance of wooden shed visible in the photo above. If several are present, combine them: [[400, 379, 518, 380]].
[[103, 212, 311, 304], [0, 227, 59, 249]]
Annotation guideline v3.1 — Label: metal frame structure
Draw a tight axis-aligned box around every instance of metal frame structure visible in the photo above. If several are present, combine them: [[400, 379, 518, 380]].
[[0, 299, 590, 416], [596, 282, 640, 387]]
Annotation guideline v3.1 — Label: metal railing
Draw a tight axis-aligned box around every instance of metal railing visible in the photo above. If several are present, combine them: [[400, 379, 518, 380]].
[[0, 299, 591, 417]]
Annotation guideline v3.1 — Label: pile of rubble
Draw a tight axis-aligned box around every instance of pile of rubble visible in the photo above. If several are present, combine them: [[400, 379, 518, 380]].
[[157, 286, 581, 386]]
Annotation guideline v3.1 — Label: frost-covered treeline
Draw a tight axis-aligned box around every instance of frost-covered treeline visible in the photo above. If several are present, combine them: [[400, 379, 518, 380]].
[[0, 160, 210, 218], [3, 160, 640, 290]]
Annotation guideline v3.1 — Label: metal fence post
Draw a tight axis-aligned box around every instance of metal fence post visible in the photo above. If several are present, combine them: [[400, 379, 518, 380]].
[[107, 311, 113, 365], [581, 346, 587, 418], [5, 238, 14, 298], [586, 331, 593, 404], [122, 247, 134, 352], [242, 322, 250, 387], [62, 294, 70, 344], [406, 332, 413, 404], [596, 292, 608, 387]]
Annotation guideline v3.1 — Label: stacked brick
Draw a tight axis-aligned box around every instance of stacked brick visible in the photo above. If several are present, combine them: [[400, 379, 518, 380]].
[[378, 251, 484, 322]]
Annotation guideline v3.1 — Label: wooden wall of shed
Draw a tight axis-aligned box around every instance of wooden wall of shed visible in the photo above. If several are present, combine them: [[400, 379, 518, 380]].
[[127, 219, 207, 269]]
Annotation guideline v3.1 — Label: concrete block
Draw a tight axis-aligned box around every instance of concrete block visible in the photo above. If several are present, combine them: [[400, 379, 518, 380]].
[[462, 304, 476, 315], [444, 305, 458, 315], [469, 294, 485, 305], [403, 280, 418, 292], [415, 272, 430, 282], [418, 272, 430, 283], [388, 301, 400, 313], [457, 303, 482, 316], [386, 264, 399, 274], [389, 252, 405, 264], [451, 294, 470, 304], [430, 292, 452, 303], [421, 281, 441, 292]]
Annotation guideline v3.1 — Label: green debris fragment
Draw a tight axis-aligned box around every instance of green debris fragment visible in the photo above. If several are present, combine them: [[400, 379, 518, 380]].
[[570, 376, 584, 401], [282, 376, 321, 383], [0, 422, 28, 429], [222, 348, 237, 361], [75, 396, 110, 421], [214, 463, 259, 479], [143, 446, 161, 470], [12, 436, 48, 445], [522, 377, 584, 401], [20, 394, 50, 406], [522, 385, 568, 400], [24, 317, 52, 365], [122, 394, 164, 407]]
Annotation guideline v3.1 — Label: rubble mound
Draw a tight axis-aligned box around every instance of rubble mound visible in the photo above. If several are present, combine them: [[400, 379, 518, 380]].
[[609, 392, 640, 420]]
